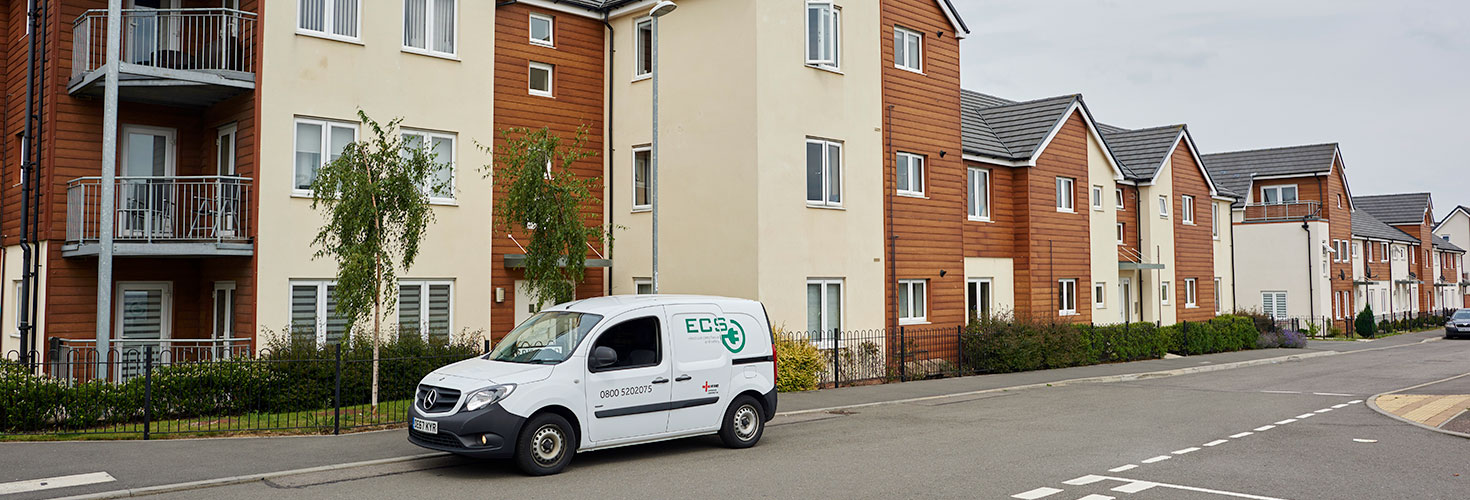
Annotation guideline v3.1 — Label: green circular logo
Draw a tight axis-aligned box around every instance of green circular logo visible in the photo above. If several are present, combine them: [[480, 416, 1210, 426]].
[[721, 321, 746, 353]]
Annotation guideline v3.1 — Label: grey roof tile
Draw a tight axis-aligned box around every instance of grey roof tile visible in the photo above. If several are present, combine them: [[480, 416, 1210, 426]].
[[1353, 193, 1432, 226], [1434, 235, 1465, 253], [960, 90, 1078, 161], [1101, 125, 1183, 181], [1353, 210, 1419, 243], [1199, 143, 1339, 204]]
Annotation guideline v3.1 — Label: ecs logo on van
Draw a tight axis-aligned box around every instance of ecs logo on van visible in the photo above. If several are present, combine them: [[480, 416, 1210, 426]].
[[684, 317, 746, 353]]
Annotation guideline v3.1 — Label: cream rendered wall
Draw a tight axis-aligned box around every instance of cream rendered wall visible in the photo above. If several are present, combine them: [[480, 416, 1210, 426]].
[[1213, 199, 1235, 314], [256, 3, 497, 340], [1437, 211, 1470, 250], [965, 258, 1015, 317], [1, 243, 47, 357], [1138, 159, 1176, 325], [1233, 220, 1330, 319], [1086, 133, 1121, 324], [607, 8, 654, 295], [1390, 242, 1415, 314]]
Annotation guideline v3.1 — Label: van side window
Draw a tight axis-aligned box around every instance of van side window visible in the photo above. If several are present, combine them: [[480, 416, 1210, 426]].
[[590, 316, 661, 371]]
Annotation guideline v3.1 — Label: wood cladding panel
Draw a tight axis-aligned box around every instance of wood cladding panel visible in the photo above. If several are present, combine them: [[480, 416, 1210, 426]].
[[490, 4, 606, 340], [962, 162, 1017, 257], [883, 0, 966, 330], [1171, 144, 1215, 321], [1323, 161, 1353, 324], [1118, 185, 1140, 256], [1015, 112, 1091, 324]]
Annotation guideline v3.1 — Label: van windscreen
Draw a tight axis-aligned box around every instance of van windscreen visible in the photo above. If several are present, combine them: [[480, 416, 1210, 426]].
[[487, 312, 603, 364]]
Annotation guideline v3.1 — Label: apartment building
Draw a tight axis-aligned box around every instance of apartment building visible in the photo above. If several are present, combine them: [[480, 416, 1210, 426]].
[[1201, 144, 1355, 327], [1353, 193, 1443, 315], [1350, 210, 1422, 319], [1430, 236, 1465, 309], [1434, 206, 1470, 308]]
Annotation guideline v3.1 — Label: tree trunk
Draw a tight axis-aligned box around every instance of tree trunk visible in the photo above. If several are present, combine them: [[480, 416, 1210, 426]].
[[368, 165, 383, 416]]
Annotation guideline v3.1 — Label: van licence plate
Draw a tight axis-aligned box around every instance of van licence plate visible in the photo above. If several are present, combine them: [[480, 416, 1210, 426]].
[[413, 418, 438, 434]]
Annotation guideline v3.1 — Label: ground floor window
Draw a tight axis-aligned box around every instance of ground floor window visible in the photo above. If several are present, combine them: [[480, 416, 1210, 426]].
[[966, 278, 992, 321], [1262, 291, 1288, 319], [398, 280, 453, 341], [290, 281, 348, 345], [898, 279, 927, 324], [634, 277, 653, 295], [1093, 282, 1106, 309], [807, 278, 843, 343], [1058, 279, 1077, 315], [1185, 279, 1198, 308], [1161, 281, 1171, 306]]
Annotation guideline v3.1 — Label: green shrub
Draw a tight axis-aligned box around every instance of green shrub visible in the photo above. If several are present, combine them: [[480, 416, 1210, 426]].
[[1354, 307, 1376, 338], [773, 332, 822, 392]]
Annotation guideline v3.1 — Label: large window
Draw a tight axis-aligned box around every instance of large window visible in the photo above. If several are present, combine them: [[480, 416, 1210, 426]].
[[293, 117, 358, 195], [806, 279, 843, 344], [632, 147, 651, 211], [806, 138, 842, 207], [805, 1, 840, 70], [1182, 195, 1195, 224], [290, 281, 348, 345], [529, 62, 554, 96], [299, 0, 360, 40], [634, 19, 653, 78], [893, 26, 921, 72], [1056, 177, 1075, 212], [966, 278, 991, 321], [402, 129, 456, 202], [1184, 278, 1198, 308], [1262, 291, 1287, 319], [896, 152, 924, 196], [398, 280, 453, 340], [529, 12, 553, 47], [898, 280, 926, 324], [1058, 279, 1077, 315], [403, 0, 457, 57], [1261, 185, 1298, 204], [968, 168, 990, 221]]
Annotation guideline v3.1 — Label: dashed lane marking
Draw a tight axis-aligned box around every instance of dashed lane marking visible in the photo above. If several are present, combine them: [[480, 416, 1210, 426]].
[[1203, 439, 1229, 447], [1295, 413, 1314, 419], [1348, 399, 1363, 404], [0, 472, 116, 496], [1107, 465, 1138, 473], [1314, 408, 1333, 413], [1111, 481, 1158, 493], [1275, 418, 1297, 425], [1140, 455, 1171, 464], [1063, 475, 1108, 486], [1313, 392, 1354, 397], [1011, 486, 1063, 499], [1331, 403, 1349, 409], [1076, 495, 1116, 500], [1229, 431, 1253, 438], [1172, 447, 1201, 455], [1260, 390, 1301, 394], [1253, 425, 1276, 431]]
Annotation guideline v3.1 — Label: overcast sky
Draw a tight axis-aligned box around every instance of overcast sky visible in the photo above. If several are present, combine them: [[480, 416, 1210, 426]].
[[955, 0, 1470, 217]]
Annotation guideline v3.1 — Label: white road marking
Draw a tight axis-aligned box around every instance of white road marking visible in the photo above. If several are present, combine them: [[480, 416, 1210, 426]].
[[1140, 455, 1171, 464], [1229, 431, 1254, 438], [1275, 418, 1297, 425], [1203, 439, 1229, 447], [0, 472, 116, 495], [1348, 399, 1363, 404], [1173, 447, 1201, 455], [1098, 476, 1289, 500], [1107, 464, 1138, 472], [1260, 390, 1300, 394], [1314, 408, 1333, 413], [1296, 413, 1315, 419], [1353, 438, 1377, 443], [1011, 487, 1063, 499], [1332, 403, 1349, 409], [1253, 425, 1276, 431], [1063, 475, 1107, 486], [1076, 495, 1116, 500], [1313, 392, 1353, 396]]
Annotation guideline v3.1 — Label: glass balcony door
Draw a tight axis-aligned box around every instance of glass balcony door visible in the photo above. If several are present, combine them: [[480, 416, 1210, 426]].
[[119, 125, 177, 239], [126, 0, 183, 65]]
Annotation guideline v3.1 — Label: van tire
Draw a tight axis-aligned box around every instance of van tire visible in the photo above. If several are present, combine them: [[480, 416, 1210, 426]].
[[718, 395, 764, 448], [514, 413, 575, 476]]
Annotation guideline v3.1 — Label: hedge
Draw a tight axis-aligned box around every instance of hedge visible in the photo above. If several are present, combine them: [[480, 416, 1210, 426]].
[[961, 314, 1284, 375]]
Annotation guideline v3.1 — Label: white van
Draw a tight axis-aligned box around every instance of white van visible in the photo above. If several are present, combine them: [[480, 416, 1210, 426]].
[[407, 295, 778, 475]]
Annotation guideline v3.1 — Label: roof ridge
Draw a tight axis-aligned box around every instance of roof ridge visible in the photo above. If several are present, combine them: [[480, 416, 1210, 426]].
[[970, 111, 1016, 158], [972, 92, 1079, 110], [1203, 142, 1339, 157], [1353, 192, 1433, 199]]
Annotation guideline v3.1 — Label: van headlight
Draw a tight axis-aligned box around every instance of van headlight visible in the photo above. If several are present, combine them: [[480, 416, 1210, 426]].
[[463, 384, 516, 412]]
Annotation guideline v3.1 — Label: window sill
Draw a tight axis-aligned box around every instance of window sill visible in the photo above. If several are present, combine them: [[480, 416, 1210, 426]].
[[896, 191, 927, 199], [296, 30, 364, 45], [530, 40, 555, 49], [428, 199, 458, 207], [1186, 304, 1199, 309], [291, 191, 314, 199], [968, 217, 994, 223], [807, 204, 845, 211], [631, 207, 651, 213], [529, 91, 555, 98], [898, 319, 929, 326], [1059, 311, 1079, 317], [805, 64, 844, 75], [1183, 221, 1196, 226], [631, 73, 652, 83], [1057, 208, 1076, 214], [402, 47, 461, 61], [894, 65, 925, 76]]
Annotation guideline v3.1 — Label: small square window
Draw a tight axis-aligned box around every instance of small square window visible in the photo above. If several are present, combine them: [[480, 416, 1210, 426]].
[[1115, 188, 1124, 209], [1117, 223, 1125, 245], [529, 13, 554, 47], [1094, 282, 1106, 309], [1092, 185, 1104, 210], [896, 152, 924, 196], [1158, 195, 1170, 218], [529, 62, 553, 97], [898, 280, 927, 324], [894, 26, 922, 72], [1056, 177, 1075, 212], [1161, 281, 1171, 305]]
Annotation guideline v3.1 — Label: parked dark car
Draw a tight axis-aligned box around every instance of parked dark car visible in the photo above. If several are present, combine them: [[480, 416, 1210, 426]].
[[1446, 309, 1470, 339]]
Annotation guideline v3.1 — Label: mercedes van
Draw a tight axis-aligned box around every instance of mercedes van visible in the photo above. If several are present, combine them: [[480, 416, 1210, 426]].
[[407, 295, 778, 475]]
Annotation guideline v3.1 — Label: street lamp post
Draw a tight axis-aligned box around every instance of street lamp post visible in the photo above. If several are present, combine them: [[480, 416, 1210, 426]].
[[650, 1, 676, 294]]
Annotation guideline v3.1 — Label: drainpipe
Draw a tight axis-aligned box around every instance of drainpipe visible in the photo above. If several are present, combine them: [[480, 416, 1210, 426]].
[[602, 12, 614, 296], [886, 105, 897, 331], [1229, 205, 1238, 310], [1388, 243, 1395, 318], [1303, 220, 1315, 321]]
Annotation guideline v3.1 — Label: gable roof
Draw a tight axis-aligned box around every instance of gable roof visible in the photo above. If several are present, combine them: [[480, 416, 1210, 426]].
[[1353, 193, 1432, 226], [1199, 144, 1340, 204], [1353, 210, 1419, 243], [1435, 205, 1470, 231], [1100, 125, 1179, 180], [1434, 235, 1466, 253], [961, 92, 1079, 160]]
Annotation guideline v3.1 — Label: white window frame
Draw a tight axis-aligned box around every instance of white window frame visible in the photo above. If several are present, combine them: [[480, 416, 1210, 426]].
[[1184, 278, 1198, 308], [401, 129, 457, 203], [289, 280, 338, 346], [1158, 194, 1170, 219], [1094, 282, 1106, 309], [966, 278, 992, 320], [1115, 187, 1124, 209], [806, 138, 843, 208], [1058, 279, 1078, 316], [893, 25, 922, 73], [212, 281, 236, 341], [1261, 185, 1298, 205], [10, 280, 22, 338], [896, 152, 924, 197], [298, 0, 362, 42], [633, 18, 653, 80], [1212, 203, 1220, 239], [396, 279, 455, 341], [805, 1, 841, 71], [1092, 185, 1104, 211], [528, 12, 554, 47], [806, 278, 844, 345], [1214, 277, 1222, 314], [402, 0, 459, 58], [1161, 281, 1171, 306], [1117, 223, 1125, 245], [1056, 177, 1075, 212], [1181, 195, 1195, 224], [1262, 291, 1288, 319], [633, 277, 654, 295], [968, 167, 991, 221], [898, 279, 927, 324], [529, 62, 554, 97], [631, 146, 651, 212], [292, 117, 359, 197]]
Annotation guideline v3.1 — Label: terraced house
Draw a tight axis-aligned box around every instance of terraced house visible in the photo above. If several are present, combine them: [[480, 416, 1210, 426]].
[[1353, 193, 1447, 315], [1351, 210, 1426, 320]]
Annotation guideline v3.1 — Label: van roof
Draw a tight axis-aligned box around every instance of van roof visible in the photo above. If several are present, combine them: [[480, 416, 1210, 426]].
[[544, 294, 761, 316]]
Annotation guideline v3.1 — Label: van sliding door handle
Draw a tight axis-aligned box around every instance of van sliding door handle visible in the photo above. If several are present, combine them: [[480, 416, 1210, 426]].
[[651, 377, 670, 384], [674, 375, 692, 382]]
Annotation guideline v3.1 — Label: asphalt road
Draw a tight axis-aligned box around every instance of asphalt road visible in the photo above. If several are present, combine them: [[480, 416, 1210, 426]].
[[126, 333, 1468, 500]]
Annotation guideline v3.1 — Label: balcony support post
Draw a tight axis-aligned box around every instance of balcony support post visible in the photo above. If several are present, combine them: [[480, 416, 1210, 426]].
[[96, 0, 122, 357]]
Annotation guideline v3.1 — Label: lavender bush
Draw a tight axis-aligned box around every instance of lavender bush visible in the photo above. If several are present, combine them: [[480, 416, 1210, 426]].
[[1257, 329, 1307, 349]]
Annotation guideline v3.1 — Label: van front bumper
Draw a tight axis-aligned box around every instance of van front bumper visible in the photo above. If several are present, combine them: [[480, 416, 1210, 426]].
[[407, 404, 526, 459]]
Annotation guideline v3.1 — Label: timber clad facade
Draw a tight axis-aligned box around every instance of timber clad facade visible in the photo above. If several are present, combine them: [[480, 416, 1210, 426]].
[[1168, 141, 1215, 322], [1017, 113, 1093, 322]]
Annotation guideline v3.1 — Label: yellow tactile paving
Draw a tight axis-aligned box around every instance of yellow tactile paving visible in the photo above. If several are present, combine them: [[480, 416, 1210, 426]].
[[1403, 395, 1470, 423], [1376, 394, 1470, 429], [1375, 394, 1430, 413]]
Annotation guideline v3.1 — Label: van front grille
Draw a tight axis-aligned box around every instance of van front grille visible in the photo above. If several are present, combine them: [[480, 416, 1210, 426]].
[[415, 385, 461, 413]]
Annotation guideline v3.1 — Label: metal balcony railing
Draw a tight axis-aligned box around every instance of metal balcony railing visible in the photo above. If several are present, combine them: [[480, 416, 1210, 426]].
[[72, 8, 256, 79], [1241, 201, 1321, 222], [66, 176, 252, 245]]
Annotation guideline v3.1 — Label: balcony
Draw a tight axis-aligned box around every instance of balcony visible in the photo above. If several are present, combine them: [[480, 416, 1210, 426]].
[[64, 176, 253, 258], [69, 8, 256, 106], [1241, 201, 1321, 223]]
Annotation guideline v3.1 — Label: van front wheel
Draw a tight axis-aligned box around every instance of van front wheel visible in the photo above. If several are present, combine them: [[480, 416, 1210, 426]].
[[514, 413, 575, 476], [718, 396, 764, 448]]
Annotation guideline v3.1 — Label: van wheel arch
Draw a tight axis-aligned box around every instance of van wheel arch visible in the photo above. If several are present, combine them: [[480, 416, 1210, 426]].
[[526, 405, 582, 450], [735, 390, 769, 420]]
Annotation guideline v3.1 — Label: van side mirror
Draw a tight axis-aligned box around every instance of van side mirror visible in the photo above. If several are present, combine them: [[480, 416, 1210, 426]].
[[592, 346, 618, 369]]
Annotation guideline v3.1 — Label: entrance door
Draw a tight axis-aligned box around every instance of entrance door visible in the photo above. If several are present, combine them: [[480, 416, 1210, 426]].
[[213, 281, 236, 358], [1120, 278, 1133, 323], [665, 304, 734, 434], [120, 125, 177, 238], [127, 0, 182, 65], [584, 309, 673, 444], [115, 282, 171, 379]]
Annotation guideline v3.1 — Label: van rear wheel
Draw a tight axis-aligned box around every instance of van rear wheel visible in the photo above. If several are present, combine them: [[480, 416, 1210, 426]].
[[514, 413, 575, 476], [718, 395, 764, 448]]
